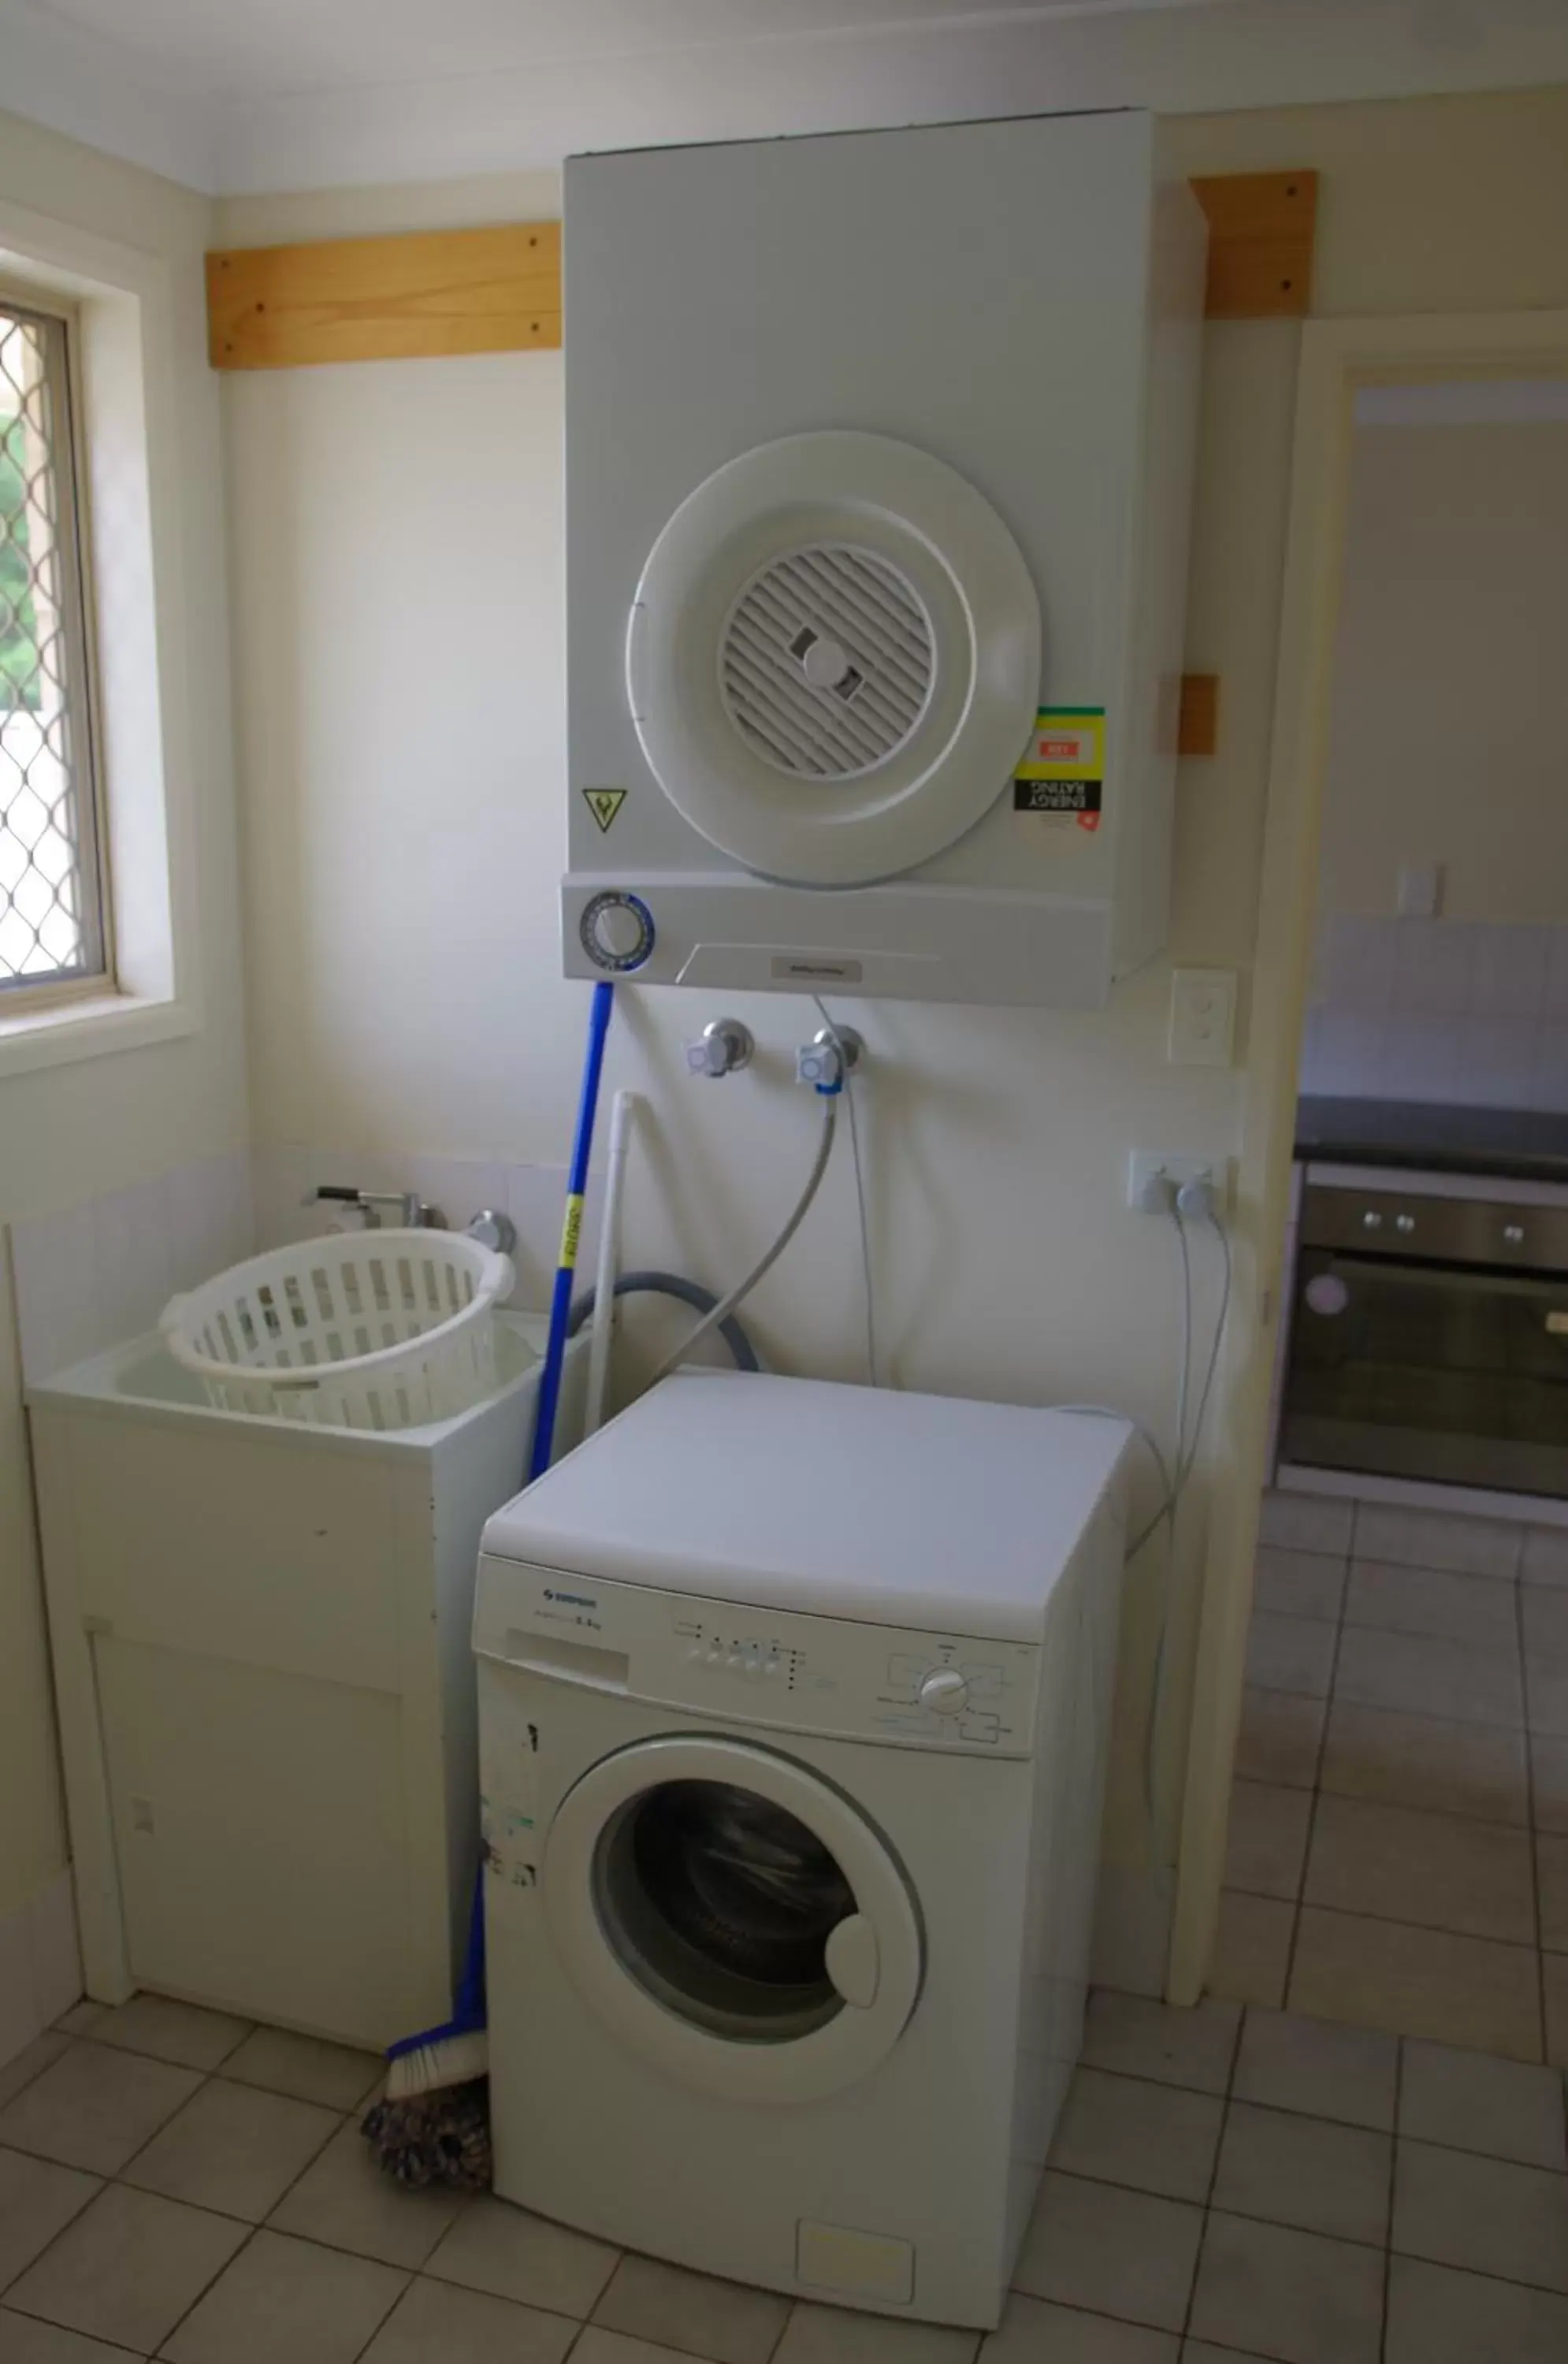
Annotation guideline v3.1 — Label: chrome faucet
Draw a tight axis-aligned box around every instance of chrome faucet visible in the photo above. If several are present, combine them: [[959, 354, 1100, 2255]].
[[302, 1185, 443, 1230]]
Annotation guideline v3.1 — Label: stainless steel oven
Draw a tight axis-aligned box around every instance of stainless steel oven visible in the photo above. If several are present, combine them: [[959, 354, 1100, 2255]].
[[1280, 1167, 1568, 1498]]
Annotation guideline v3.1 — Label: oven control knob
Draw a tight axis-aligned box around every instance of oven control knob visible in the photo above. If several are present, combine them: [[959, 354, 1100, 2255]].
[[1362, 1211, 1383, 1230], [1505, 1224, 1525, 1245], [919, 1669, 969, 1715], [1395, 1214, 1416, 1234]]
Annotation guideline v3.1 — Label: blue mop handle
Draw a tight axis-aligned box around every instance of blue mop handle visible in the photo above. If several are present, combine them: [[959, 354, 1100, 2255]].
[[529, 980, 615, 1481]]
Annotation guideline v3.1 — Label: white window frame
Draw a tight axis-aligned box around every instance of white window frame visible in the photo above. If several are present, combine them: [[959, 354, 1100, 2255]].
[[0, 199, 204, 1078], [0, 277, 113, 1009]]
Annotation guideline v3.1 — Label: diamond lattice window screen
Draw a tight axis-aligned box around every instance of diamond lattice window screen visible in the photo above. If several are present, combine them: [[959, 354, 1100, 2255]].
[[0, 296, 106, 994]]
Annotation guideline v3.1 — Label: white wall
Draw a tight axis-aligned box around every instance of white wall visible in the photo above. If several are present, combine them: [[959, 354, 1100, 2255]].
[[217, 84, 1568, 1988], [0, 112, 247, 1939], [1301, 414, 1568, 1106], [1323, 416, 1568, 927]]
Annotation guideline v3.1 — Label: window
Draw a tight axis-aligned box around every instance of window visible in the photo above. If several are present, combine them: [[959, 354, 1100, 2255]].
[[0, 292, 106, 1002]]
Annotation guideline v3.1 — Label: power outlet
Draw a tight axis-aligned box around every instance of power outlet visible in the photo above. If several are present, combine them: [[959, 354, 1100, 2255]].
[[1127, 1152, 1233, 1211]]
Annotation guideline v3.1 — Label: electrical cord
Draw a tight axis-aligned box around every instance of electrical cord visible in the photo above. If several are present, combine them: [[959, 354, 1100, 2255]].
[[1054, 1399, 1181, 1829], [649, 1096, 839, 1380], [1053, 1407, 1176, 1521], [1176, 1206, 1232, 1490], [1122, 1195, 1222, 1558], [1117, 1203, 1198, 1824], [1135, 1196, 1232, 1826], [1064, 1195, 1228, 1826], [812, 994, 878, 1387], [1172, 1204, 1194, 1479]]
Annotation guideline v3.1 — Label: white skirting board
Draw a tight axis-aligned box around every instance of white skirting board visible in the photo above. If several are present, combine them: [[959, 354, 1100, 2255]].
[[0, 1868, 82, 2071]]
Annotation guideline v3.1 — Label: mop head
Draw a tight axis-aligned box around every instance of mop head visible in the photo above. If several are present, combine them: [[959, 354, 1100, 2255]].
[[361, 2077, 492, 2191]]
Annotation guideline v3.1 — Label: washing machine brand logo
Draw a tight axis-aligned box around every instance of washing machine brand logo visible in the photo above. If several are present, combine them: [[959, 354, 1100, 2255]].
[[544, 1587, 597, 1609]]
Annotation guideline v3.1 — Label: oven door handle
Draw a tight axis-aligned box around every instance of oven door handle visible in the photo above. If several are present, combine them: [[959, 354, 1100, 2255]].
[[1301, 1251, 1566, 1309]]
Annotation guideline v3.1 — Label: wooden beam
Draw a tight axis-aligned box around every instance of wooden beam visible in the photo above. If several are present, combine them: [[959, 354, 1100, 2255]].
[[206, 168, 1317, 368], [206, 224, 562, 370], [1190, 171, 1317, 318], [1179, 674, 1220, 757]]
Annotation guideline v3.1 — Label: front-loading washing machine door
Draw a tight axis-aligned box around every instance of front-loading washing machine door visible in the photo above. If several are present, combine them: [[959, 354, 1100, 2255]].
[[544, 1733, 923, 2104]]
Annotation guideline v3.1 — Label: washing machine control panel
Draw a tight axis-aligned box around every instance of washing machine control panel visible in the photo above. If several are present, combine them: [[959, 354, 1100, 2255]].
[[661, 1611, 1033, 1752], [475, 1556, 1042, 1756]]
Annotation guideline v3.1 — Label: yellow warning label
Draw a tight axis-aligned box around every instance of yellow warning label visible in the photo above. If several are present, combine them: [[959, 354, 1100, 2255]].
[[582, 787, 626, 834], [559, 1193, 584, 1269], [1013, 707, 1105, 783]]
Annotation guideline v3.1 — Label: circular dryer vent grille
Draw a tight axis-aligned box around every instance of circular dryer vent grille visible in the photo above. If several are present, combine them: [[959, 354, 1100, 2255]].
[[719, 543, 934, 782]]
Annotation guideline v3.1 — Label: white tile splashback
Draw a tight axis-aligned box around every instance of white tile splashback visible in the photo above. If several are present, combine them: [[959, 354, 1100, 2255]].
[[1390, 919, 1475, 1018], [9, 1150, 255, 1385], [1303, 916, 1568, 1110], [251, 1146, 603, 1315], [8, 1143, 589, 1391]]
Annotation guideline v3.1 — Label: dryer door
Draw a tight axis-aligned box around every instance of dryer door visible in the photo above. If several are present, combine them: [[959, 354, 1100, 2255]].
[[543, 1732, 923, 2103], [626, 430, 1042, 888]]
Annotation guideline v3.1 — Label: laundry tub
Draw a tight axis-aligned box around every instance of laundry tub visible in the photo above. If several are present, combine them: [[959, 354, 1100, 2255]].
[[28, 1312, 589, 2050]]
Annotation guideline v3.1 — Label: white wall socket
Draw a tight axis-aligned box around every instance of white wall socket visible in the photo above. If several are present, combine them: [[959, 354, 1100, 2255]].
[[1127, 1152, 1234, 1211]]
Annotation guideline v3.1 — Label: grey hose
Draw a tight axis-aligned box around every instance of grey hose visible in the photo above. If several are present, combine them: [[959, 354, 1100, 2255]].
[[567, 1271, 760, 1373], [812, 994, 877, 1387], [650, 1096, 839, 1381]]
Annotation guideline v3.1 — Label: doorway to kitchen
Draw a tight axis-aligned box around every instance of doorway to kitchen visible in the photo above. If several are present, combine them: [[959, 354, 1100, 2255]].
[[1174, 313, 1568, 2067]]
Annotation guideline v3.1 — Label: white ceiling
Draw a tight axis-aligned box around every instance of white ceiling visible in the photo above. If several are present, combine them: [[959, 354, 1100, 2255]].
[[2, 0, 1567, 197], [20, 0, 1213, 100]]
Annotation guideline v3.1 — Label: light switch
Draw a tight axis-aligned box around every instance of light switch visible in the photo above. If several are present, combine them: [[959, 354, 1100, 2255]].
[[1397, 861, 1444, 919], [1168, 968, 1237, 1068]]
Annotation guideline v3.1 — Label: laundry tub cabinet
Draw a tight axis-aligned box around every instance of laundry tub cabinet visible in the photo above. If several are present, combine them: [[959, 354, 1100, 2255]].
[[29, 1312, 587, 2050]]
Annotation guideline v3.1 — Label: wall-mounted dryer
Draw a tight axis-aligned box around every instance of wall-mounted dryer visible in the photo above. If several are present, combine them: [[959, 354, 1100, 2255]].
[[561, 111, 1205, 1009]]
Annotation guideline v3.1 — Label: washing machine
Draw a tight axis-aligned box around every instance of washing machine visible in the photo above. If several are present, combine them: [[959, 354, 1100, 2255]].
[[474, 1371, 1131, 2327]]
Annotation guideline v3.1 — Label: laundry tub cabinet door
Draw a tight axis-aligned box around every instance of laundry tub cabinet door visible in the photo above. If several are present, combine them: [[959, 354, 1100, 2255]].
[[95, 1634, 437, 2048]]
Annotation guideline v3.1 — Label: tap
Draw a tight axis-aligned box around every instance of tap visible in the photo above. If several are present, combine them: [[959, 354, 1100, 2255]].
[[302, 1186, 443, 1230]]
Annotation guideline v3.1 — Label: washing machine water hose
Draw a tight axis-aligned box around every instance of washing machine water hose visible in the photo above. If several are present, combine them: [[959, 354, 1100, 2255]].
[[649, 1094, 839, 1381], [568, 1272, 760, 1373]]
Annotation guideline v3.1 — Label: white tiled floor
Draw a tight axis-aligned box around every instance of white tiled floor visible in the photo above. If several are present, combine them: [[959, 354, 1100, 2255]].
[[1221, 1491, 1568, 2064], [2, 1990, 1567, 2362], [8, 1489, 1567, 2363]]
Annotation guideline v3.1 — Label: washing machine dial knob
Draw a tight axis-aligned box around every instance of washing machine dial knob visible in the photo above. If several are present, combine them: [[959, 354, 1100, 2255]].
[[919, 1669, 969, 1716], [581, 891, 654, 972]]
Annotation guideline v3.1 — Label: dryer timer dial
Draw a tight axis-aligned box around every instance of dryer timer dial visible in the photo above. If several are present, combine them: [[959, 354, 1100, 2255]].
[[581, 891, 655, 972]]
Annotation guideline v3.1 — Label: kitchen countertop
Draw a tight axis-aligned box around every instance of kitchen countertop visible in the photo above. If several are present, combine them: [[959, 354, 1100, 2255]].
[[1295, 1095, 1568, 1183]]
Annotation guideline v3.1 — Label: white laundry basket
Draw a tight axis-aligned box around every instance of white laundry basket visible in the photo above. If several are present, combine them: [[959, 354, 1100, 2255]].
[[161, 1228, 515, 1431]]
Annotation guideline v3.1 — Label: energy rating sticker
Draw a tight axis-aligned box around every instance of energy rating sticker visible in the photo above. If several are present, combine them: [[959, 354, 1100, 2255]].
[[1013, 706, 1105, 834], [582, 786, 627, 833]]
